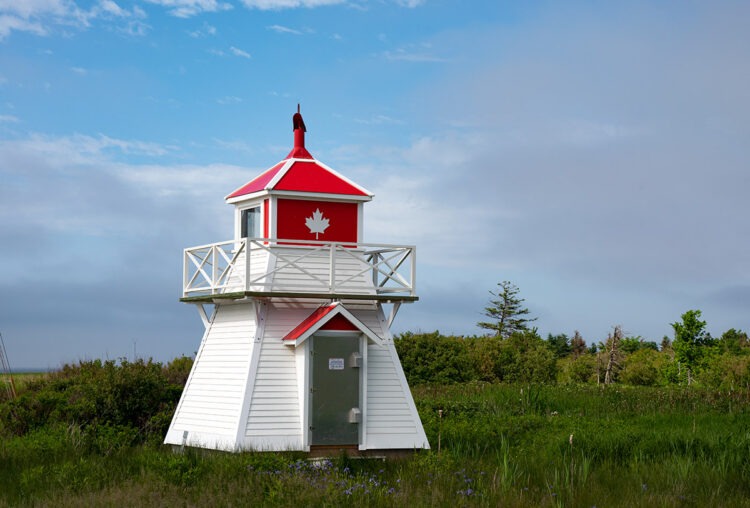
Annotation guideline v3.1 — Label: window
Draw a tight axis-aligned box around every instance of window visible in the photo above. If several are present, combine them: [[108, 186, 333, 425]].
[[241, 206, 261, 238]]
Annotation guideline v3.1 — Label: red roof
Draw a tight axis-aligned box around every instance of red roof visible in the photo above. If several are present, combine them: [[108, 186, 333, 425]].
[[226, 109, 372, 201], [276, 161, 369, 195], [225, 161, 285, 199], [282, 302, 383, 346], [282, 303, 340, 341]]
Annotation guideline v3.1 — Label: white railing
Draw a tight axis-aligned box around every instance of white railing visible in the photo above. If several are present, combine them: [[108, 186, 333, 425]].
[[182, 238, 416, 298]]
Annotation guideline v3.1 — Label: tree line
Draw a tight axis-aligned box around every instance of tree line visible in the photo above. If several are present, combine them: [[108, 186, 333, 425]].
[[395, 281, 750, 388]]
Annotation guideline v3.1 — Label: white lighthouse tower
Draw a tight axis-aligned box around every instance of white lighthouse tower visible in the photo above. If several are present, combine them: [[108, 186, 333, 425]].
[[165, 108, 429, 454]]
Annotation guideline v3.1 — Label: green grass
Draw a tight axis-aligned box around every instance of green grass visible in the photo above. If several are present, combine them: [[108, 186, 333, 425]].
[[1, 383, 749, 506], [2, 372, 47, 393]]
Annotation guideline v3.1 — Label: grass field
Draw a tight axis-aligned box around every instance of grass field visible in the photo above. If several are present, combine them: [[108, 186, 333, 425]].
[[3, 372, 47, 388], [1, 383, 749, 507]]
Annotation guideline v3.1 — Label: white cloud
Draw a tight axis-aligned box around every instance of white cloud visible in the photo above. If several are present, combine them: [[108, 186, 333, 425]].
[[382, 43, 445, 62], [0, 0, 77, 19], [229, 46, 251, 58], [92, 1, 147, 20], [70, 66, 87, 75], [207, 46, 257, 60], [0, 131, 254, 367], [0, 14, 47, 39], [394, 0, 425, 7], [241, 0, 343, 10], [365, 172, 512, 269], [391, 2, 750, 339], [0, 134, 241, 201], [10, 133, 177, 163], [188, 22, 216, 37], [0, 0, 147, 39], [94, 1, 149, 36], [0, 114, 18, 123], [267, 24, 302, 35], [0, 133, 205, 249], [353, 114, 403, 126], [98, 0, 125, 17], [96, 134, 178, 156], [114, 162, 248, 199], [216, 96, 242, 105], [142, 0, 232, 18], [120, 19, 150, 36]]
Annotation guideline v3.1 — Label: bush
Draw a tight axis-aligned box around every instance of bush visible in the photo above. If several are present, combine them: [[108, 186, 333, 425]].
[[503, 332, 557, 383], [396, 331, 556, 385], [701, 353, 750, 390], [0, 358, 191, 443], [395, 332, 475, 384], [557, 354, 596, 384], [619, 349, 663, 386]]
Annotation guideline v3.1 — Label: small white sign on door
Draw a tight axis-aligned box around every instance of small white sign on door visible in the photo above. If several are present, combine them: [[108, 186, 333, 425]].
[[328, 358, 345, 370]]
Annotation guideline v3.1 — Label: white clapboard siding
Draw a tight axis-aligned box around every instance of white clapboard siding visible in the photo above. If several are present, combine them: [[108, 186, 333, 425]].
[[350, 306, 384, 335], [224, 248, 271, 292], [167, 298, 427, 452], [366, 345, 416, 435], [267, 248, 375, 294], [222, 246, 375, 295], [243, 302, 311, 449], [166, 303, 256, 449], [353, 307, 430, 450]]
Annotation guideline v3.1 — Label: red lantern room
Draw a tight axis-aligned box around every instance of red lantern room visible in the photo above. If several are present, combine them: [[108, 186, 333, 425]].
[[226, 106, 372, 245]]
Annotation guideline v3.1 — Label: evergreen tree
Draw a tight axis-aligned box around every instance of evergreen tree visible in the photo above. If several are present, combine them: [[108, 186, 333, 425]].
[[478, 281, 537, 339], [546, 333, 571, 358], [571, 331, 587, 358]]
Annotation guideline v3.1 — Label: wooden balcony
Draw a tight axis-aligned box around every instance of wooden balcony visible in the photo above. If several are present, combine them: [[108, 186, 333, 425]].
[[181, 238, 417, 303]]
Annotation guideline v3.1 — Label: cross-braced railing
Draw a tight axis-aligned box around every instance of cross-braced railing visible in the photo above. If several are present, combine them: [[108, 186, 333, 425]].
[[182, 238, 416, 298]]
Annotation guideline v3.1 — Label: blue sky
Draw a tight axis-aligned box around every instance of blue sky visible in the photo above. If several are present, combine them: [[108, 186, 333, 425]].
[[1, 0, 749, 369]]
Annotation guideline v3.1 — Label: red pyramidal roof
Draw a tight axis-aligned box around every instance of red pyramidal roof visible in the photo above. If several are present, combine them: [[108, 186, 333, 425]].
[[226, 107, 372, 201]]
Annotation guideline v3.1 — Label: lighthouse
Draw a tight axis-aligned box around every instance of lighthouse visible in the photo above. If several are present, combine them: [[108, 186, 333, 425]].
[[164, 108, 429, 454]]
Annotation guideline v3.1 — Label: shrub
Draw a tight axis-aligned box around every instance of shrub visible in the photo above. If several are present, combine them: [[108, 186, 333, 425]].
[[701, 353, 750, 390], [620, 349, 663, 386], [557, 354, 596, 384], [396, 330, 556, 385], [395, 332, 475, 384], [0, 358, 188, 443], [507, 331, 557, 383]]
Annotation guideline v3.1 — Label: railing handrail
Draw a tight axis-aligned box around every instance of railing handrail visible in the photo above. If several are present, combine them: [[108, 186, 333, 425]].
[[182, 237, 416, 298]]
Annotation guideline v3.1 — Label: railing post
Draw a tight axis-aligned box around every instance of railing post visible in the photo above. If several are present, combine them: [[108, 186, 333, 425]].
[[245, 238, 250, 292], [410, 247, 417, 296], [183, 249, 189, 296], [329, 243, 336, 292], [211, 245, 218, 294], [371, 253, 379, 289]]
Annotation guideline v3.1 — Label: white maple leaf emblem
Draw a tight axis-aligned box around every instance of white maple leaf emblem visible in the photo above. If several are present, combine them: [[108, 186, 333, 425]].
[[305, 208, 330, 239]]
